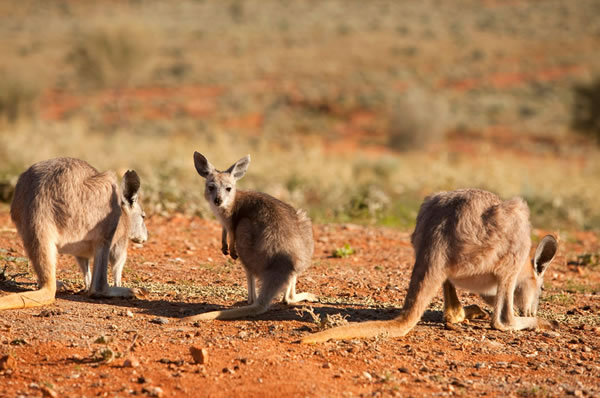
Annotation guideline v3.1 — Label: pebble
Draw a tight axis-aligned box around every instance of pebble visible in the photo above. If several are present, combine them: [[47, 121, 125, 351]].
[[126, 310, 134, 318], [0, 355, 16, 371], [190, 346, 208, 365], [142, 386, 164, 397], [363, 371, 372, 381], [543, 331, 561, 338], [151, 317, 169, 325], [322, 362, 332, 369], [123, 356, 140, 368], [41, 386, 58, 398]]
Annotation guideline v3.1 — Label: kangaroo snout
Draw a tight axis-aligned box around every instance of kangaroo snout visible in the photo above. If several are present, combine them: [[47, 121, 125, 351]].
[[214, 197, 223, 206]]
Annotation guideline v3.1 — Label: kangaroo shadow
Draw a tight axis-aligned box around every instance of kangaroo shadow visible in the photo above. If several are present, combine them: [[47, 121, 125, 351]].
[[55, 290, 447, 325], [3, 281, 450, 328]]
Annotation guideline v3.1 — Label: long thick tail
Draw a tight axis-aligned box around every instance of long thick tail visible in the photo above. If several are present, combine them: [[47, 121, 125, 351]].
[[302, 248, 447, 343], [183, 303, 268, 321], [301, 318, 412, 343], [0, 287, 56, 311]]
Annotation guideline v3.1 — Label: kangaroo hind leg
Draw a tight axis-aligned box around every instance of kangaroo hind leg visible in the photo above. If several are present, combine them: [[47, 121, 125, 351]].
[[283, 274, 317, 305], [0, 234, 57, 310]]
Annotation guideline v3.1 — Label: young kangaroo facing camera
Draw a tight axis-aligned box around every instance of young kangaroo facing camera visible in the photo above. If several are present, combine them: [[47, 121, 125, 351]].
[[302, 188, 558, 343], [0, 158, 147, 311], [186, 152, 317, 321]]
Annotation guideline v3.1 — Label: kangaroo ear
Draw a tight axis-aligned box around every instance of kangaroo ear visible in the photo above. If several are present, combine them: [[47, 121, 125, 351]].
[[193, 151, 214, 178], [122, 170, 141, 205], [226, 154, 251, 180], [533, 235, 558, 275]]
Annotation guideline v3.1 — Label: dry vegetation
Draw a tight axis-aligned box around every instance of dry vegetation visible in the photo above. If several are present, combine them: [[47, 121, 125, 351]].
[[0, 0, 599, 231]]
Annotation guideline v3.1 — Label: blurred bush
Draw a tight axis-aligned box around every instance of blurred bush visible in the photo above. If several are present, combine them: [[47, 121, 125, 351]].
[[67, 24, 156, 89], [386, 88, 450, 151], [572, 78, 600, 143], [0, 70, 40, 123]]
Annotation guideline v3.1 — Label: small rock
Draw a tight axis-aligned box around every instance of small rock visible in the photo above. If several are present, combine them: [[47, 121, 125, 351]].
[[222, 367, 235, 374], [151, 317, 169, 325], [29, 382, 40, 389], [398, 367, 409, 374], [543, 331, 560, 338], [190, 346, 208, 364], [142, 386, 163, 397], [363, 371, 372, 381], [322, 362, 332, 369], [123, 356, 140, 368], [126, 310, 134, 318], [0, 355, 16, 371], [41, 386, 58, 398]]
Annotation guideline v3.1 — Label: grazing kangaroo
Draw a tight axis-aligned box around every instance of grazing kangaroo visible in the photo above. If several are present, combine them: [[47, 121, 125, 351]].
[[0, 157, 148, 311], [185, 152, 316, 321], [302, 188, 558, 343]]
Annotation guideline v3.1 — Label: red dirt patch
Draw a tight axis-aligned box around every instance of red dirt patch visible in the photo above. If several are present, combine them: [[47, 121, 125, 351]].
[[1, 210, 599, 397]]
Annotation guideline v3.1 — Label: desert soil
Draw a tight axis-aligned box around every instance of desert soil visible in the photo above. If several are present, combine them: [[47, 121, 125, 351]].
[[0, 210, 599, 398]]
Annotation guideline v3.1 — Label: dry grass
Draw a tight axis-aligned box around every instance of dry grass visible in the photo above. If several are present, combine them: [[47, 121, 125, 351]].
[[67, 23, 157, 89], [386, 88, 450, 151], [0, 1, 599, 230], [1, 121, 599, 230], [0, 70, 40, 123]]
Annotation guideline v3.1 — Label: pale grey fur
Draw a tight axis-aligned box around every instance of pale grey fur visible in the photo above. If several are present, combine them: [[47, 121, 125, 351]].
[[302, 188, 558, 343], [0, 157, 147, 310]]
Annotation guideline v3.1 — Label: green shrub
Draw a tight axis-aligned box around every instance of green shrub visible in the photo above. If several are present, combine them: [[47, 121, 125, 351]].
[[332, 244, 355, 258]]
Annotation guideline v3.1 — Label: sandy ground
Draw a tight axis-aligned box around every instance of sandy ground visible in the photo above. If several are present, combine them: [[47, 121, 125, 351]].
[[0, 211, 599, 398]]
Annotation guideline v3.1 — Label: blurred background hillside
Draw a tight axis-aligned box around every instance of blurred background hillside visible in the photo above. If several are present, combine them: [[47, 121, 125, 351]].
[[1, 0, 599, 230]]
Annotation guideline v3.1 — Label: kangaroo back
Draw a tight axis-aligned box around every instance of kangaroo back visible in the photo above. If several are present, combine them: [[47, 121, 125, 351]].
[[2, 158, 147, 311], [302, 189, 556, 343], [11, 158, 121, 249]]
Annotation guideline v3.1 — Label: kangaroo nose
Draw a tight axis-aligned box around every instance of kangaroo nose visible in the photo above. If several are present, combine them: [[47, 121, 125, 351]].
[[214, 197, 222, 206]]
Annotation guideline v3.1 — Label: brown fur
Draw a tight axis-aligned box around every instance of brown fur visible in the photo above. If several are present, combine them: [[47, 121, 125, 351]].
[[0, 158, 147, 310], [185, 152, 316, 321], [302, 189, 557, 343]]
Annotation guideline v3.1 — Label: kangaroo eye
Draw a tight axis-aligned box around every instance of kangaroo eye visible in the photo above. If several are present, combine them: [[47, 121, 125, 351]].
[[226, 187, 232, 192], [141, 212, 146, 219], [208, 185, 215, 192]]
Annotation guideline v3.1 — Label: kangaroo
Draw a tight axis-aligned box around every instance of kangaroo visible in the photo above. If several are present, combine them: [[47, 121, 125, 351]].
[[0, 157, 148, 311], [185, 152, 317, 321], [302, 188, 558, 343]]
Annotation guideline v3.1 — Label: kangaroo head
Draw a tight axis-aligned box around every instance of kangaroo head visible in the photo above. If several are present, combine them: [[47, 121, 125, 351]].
[[121, 170, 148, 244], [514, 235, 558, 316], [193, 151, 250, 212]]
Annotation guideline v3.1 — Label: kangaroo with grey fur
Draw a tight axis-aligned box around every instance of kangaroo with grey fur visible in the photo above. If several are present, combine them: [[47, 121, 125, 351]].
[[0, 157, 148, 310], [302, 188, 558, 343], [185, 152, 317, 321]]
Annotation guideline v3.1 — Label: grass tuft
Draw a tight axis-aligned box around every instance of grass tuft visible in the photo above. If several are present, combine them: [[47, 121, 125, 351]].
[[67, 23, 156, 89]]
